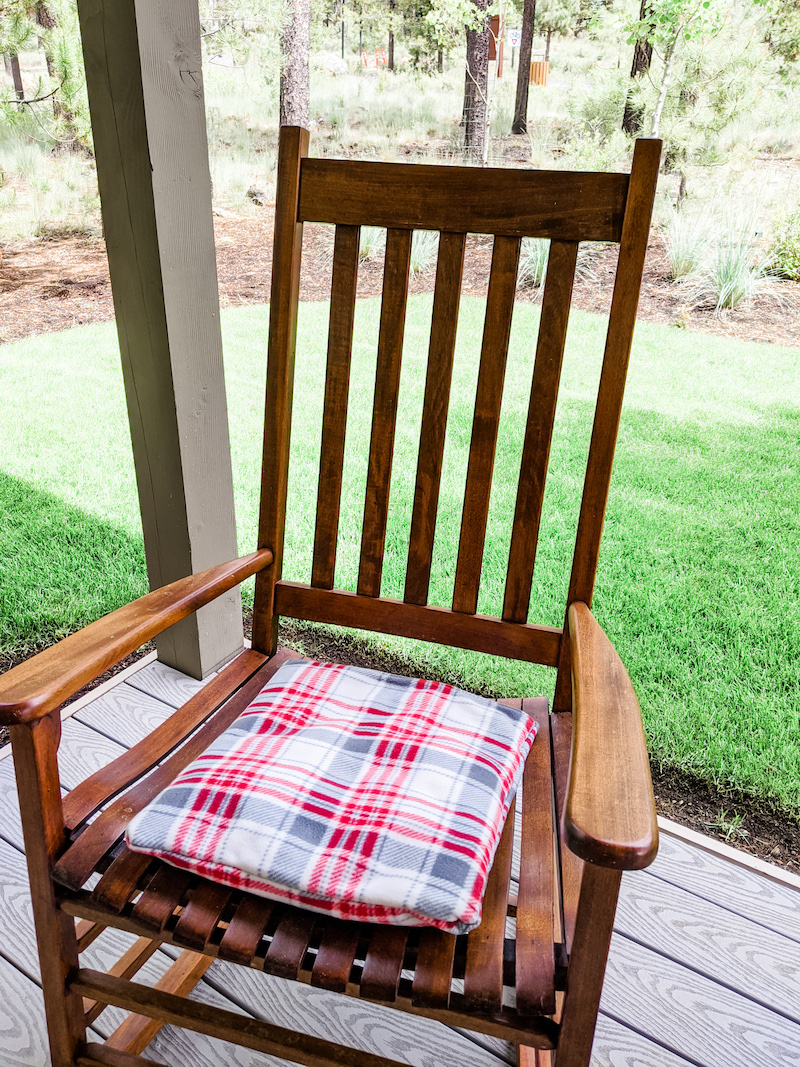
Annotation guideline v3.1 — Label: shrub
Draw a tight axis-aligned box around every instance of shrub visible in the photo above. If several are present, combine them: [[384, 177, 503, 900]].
[[664, 205, 713, 281], [769, 207, 800, 281], [688, 205, 783, 315], [518, 238, 550, 289], [410, 230, 438, 277]]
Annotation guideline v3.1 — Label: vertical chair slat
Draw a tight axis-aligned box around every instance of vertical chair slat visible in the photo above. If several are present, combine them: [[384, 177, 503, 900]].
[[404, 231, 466, 606], [218, 896, 274, 965], [452, 235, 521, 615], [553, 138, 661, 711], [311, 919, 362, 993], [253, 125, 309, 654], [503, 241, 578, 624], [357, 227, 413, 598], [312, 224, 361, 590]]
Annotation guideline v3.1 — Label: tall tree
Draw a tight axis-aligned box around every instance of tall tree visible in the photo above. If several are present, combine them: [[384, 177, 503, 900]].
[[462, 0, 490, 155], [622, 0, 654, 135], [280, 0, 310, 126], [511, 0, 535, 134]]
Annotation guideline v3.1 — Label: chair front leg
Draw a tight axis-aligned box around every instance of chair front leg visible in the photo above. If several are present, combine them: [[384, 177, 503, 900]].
[[553, 862, 621, 1067], [10, 714, 87, 1067]]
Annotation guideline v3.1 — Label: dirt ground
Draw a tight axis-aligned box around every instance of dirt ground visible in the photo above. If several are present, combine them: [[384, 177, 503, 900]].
[[1, 214, 798, 874]]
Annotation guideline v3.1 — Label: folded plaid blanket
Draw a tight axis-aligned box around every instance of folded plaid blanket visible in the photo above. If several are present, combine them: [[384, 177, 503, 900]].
[[126, 660, 538, 933]]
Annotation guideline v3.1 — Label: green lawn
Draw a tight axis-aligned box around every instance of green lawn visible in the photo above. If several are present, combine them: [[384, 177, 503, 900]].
[[1, 298, 798, 816]]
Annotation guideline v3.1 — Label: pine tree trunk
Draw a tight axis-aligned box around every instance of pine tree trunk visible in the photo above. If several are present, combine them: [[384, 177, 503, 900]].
[[512, 0, 536, 134], [650, 31, 678, 138], [280, 0, 310, 127], [437, 48, 443, 73], [463, 0, 490, 158], [388, 0, 395, 69], [545, 28, 551, 64], [622, 0, 654, 135], [7, 53, 24, 100]]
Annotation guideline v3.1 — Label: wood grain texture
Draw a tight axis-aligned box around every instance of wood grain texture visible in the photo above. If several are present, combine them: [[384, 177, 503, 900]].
[[312, 223, 360, 590], [404, 231, 466, 606], [464, 799, 515, 1014], [297, 158, 629, 242], [615, 869, 800, 1024], [563, 603, 657, 870], [502, 241, 577, 624], [0, 953, 71, 1067], [0, 551, 270, 725], [553, 138, 661, 712], [412, 928, 456, 1009], [515, 700, 555, 1017], [124, 659, 210, 709], [452, 235, 521, 616], [600, 931, 800, 1067], [647, 832, 800, 945], [276, 582, 561, 665], [254, 125, 309, 656], [550, 712, 581, 956], [311, 921, 361, 994], [73, 683, 175, 747], [358, 227, 413, 598], [592, 1013, 696, 1067]]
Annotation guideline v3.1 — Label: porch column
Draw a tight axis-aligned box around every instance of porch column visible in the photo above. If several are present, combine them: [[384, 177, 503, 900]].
[[77, 0, 243, 677]]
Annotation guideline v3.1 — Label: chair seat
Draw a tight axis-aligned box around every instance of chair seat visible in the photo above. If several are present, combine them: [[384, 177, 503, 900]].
[[51, 650, 562, 1043]]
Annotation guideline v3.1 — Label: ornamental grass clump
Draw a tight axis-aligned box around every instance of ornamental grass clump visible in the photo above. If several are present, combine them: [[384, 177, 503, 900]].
[[664, 204, 713, 281]]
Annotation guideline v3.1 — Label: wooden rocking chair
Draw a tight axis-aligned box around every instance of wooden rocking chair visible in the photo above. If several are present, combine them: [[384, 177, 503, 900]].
[[0, 126, 662, 1067]]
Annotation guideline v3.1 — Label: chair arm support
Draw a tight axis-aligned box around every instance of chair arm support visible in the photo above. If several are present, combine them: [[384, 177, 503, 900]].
[[562, 602, 658, 870], [0, 550, 273, 727]]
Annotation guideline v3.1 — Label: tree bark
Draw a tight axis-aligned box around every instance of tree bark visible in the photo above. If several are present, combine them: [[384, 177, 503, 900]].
[[463, 0, 490, 158], [512, 0, 535, 134], [650, 30, 678, 138], [545, 27, 551, 64], [622, 0, 653, 135], [280, 0, 310, 127], [388, 0, 395, 69]]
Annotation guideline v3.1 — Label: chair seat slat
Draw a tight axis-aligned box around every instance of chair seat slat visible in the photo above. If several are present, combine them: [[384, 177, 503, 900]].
[[360, 926, 409, 1002], [92, 847, 155, 914], [358, 227, 412, 598], [130, 865, 193, 933], [218, 895, 274, 965], [311, 920, 362, 992], [453, 235, 521, 615], [264, 909, 318, 980], [551, 711, 581, 954], [312, 223, 360, 589], [172, 881, 233, 952], [405, 231, 465, 606], [463, 795, 515, 1013], [516, 699, 556, 1016], [411, 928, 456, 1009], [503, 241, 578, 624]]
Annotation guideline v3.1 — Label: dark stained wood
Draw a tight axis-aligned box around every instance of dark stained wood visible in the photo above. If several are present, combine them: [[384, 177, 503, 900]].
[[72, 968, 420, 1067], [53, 657, 291, 892], [298, 158, 629, 242], [360, 927, 409, 1003], [562, 603, 658, 870], [553, 137, 661, 712], [9, 714, 87, 1067], [76, 918, 104, 953], [253, 125, 309, 656], [77, 1045, 165, 1067], [463, 798, 515, 1014], [276, 582, 562, 665], [550, 712, 581, 955], [452, 236, 521, 616], [63, 649, 267, 830], [93, 848, 154, 914], [411, 929, 456, 1009], [264, 909, 318, 980], [83, 936, 160, 1025], [311, 920, 362, 993], [503, 242, 577, 623], [0, 552, 271, 726], [218, 895, 274, 965], [173, 882, 233, 951], [404, 231, 466, 605], [312, 223, 361, 590], [515, 699, 555, 1017], [357, 227, 413, 598], [104, 950, 213, 1056], [131, 864, 193, 933], [555, 864, 621, 1067]]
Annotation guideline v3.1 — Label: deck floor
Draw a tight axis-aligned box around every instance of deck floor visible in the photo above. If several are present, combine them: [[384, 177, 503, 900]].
[[0, 654, 798, 1067]]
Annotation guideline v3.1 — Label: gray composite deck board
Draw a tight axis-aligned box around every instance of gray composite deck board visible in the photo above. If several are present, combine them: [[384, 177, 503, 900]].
[[0, 657, 798, 1066]]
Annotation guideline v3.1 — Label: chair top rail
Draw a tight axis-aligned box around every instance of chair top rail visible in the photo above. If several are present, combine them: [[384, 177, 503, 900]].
[[297, 156, 630, 242]]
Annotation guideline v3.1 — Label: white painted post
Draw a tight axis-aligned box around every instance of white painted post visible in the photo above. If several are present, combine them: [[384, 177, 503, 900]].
[[77, 0, 243, 678]]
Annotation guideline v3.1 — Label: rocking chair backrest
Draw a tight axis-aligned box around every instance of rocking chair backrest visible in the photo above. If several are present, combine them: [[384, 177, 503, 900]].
[[253, 126, 660, 710]]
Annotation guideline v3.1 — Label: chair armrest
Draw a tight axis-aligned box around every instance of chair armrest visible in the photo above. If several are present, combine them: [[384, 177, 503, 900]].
[[0, 550, 272, 727], [562, 602, 658, 870]]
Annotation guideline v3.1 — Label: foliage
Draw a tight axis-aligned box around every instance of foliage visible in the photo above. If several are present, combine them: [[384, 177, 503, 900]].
[[518, 237, 549, 288], [410, 229, 439, 275], [688, 204, 782, 314], [663, 204, 712, 279], [769, 206, 800, 280]]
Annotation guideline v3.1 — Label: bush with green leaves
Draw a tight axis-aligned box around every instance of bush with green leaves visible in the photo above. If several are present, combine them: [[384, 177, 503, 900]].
[[769, 206, 800, 280]]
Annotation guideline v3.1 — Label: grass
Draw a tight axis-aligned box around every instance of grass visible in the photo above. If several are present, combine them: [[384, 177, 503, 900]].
[[1, 300, 799, 818]]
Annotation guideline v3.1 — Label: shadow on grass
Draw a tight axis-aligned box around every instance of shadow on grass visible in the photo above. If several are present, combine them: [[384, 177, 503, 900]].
[[0, 469, 147, 667]]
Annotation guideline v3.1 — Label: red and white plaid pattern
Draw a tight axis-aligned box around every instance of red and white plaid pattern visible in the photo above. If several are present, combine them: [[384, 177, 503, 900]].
[[127, 660, 538, 933]]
